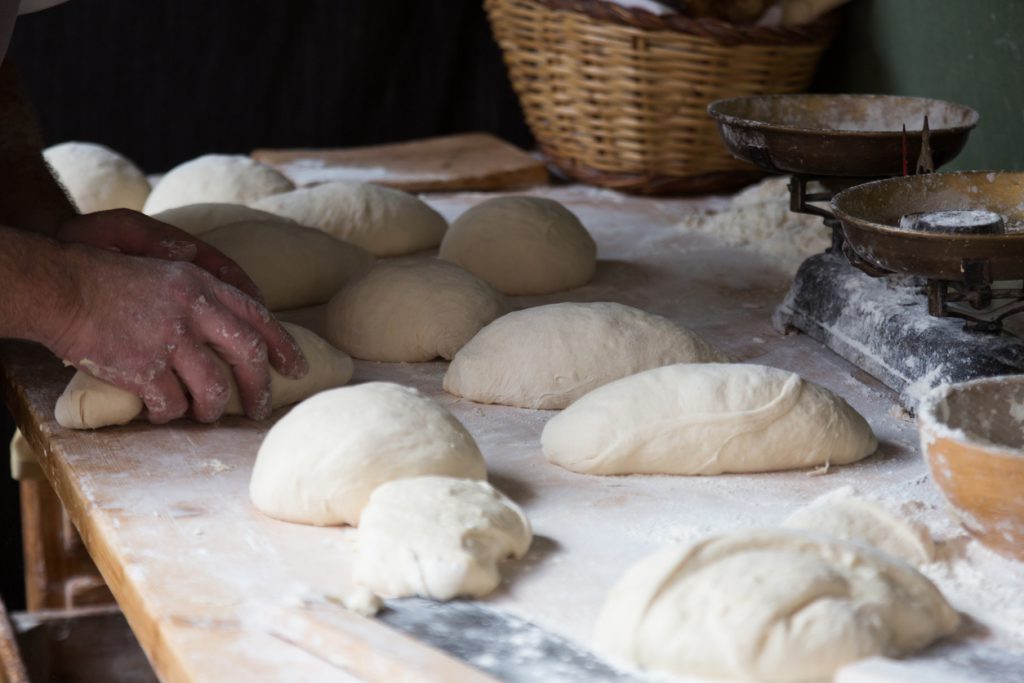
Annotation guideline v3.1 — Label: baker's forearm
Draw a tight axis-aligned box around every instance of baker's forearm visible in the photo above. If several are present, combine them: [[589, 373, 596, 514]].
[[0, 59, 77, 235], [0, 225, 79, 346]]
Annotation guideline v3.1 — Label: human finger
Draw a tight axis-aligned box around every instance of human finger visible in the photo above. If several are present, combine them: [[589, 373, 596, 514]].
[[193, 301, 274, 420], [171, 340, 232, 423], [210, 282, 308, 379], [139, 370, 190, 424]]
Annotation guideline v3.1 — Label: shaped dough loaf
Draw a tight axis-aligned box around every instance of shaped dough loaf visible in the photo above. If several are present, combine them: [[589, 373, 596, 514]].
[[44, 141, 151, 213], [542, 363, 877, 475], [444, 302, 728, 410], [251, 181, 448, 257], [354, 476, 531, 600], [326, 258, 510, 362], [54, 323, 353, 429], [144, 154, 294, 214], [151, 202, 296, 236], [595, 530, 959, 683], [249, 383, 486, 526]]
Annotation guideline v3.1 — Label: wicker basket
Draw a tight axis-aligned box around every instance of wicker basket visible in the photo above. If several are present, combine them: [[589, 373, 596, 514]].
[[485, 0, 837, 194]]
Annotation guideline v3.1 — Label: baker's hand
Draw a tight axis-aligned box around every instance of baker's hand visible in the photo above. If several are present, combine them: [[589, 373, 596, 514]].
[[54, 209, 264, 303], [47, 244, 308, 424]]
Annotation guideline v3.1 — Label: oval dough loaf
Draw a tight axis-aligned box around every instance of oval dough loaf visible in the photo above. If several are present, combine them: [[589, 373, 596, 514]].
[[354, 476, 531, 600], [151, 202, 295, 236], [143, 154, 294, 214], [326, 258, 510, 362], [251, 181, 447, 257], [54, 323, 354, 429], [202, 220, 373, 311], [439, 196, 596, 295], [542, 363, 877, 475], [249, 383, 487, 526], [44, 141, 151, 213], [595, 530, 959, 683], [444, 302, 727, 410]]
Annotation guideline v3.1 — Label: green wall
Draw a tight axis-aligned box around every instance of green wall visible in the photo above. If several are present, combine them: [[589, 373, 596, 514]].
[[815, 0, 1024, 171]]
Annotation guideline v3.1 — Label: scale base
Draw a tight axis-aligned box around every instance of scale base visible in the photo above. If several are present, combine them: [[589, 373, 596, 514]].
[[773, 252, 1024, 409]]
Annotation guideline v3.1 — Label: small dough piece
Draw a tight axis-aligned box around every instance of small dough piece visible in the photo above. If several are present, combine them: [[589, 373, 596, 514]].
[[54, 323, 353, 429], [143, 154, 294, 214], [542, 363, 877, 475], [249, 383, 486, 526], [44, 141, 151, 213], [251, 181, 447, 257], [783, 491, 935, 566], [444, 302, 728, 410], [354, 476, 531, 600], [439, 196, 596, 295], [202, 220, 373, 311], [151, 202, 296, 236], [326, 259, 510, 362], [595, 530, 959, 683]]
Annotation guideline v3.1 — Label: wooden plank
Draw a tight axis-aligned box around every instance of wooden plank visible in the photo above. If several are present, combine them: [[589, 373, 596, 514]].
[[0, 597, 29, 683], [252, 132, 549, 192]]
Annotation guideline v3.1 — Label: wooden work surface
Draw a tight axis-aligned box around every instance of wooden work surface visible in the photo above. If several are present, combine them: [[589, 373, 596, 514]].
[[4, 186, 1023, 683]]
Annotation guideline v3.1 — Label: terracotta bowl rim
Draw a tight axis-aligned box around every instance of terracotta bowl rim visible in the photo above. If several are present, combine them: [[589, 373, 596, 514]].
[[918, 377, 1024, 461]]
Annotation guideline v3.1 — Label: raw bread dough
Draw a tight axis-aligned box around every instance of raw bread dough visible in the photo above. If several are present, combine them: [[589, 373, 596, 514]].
[[326, 258, 510, 362], [444, 302, 728, 410], [354, 476, 531, 600], [783, 490, 935, 566], [151, 202, 295, 236], [439, 196, 596, 295], [202, 220, 373, 311], [249, 383, 486, 526], [44, 141, 151, 213], [595, 530, 959, 683], [54, 323, 353, 429], [143, 154, 294, 214], [251, 181, 447, 257], [542, 363, 877, 475]]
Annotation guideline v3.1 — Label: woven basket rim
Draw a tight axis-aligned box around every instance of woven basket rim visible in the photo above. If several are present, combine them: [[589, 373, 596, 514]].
[[529, 0, 838, 45]]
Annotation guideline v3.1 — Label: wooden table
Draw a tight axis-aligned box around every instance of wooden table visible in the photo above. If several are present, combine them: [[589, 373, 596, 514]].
[[3, 186, 1022, 683]]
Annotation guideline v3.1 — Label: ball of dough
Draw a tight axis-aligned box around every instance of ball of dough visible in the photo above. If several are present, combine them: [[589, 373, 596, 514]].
[[54, 323, 354, 430], [354, 476, 531, 600], [439, 196, 596, 295], [595, 530, 959, 683], [249, 383, 487, 526], [444, 302, 727, 410], [251, 181, 447, 257], [202, 220, 373, 311], [151, 202, 295, 236], [43, 141, 151, 213], [326, 259, 510, 362], [542, 363, 877, 475], [783, 491, 935, 566], [143, 154, 294, 214]]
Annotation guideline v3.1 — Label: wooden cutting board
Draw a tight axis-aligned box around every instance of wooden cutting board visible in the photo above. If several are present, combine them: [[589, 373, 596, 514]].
[[251, 132, 549, 193]]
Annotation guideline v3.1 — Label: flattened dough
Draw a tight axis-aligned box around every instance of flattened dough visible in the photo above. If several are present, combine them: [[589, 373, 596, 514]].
[[542, 363, 877, 475], [595, 530, 959, 683], [44, 141, 151, 213], [444, 302, 727, 409], [151, 202, 295, 236], [251, 181, 447, 257], [354, 476, 531, 600], [249, 383, 486, 526], [439, 196, 596, 295], [202, 220, 373, 311], [326, 258, 510, 362], [144, 154, 294, 214], [54, 323, 353, 429]]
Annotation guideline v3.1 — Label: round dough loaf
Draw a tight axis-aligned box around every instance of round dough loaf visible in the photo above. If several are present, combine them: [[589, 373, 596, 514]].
[[202, 220, 373, 311], [44, 141, 151, 213], [143, 154, 294, 214], [542, 363, 877, 475], [249, 383, 487, 526], [444, 302, 727, 410], [151, 202, 295, 236], [783, 492, 935, 566], [439, 196, 596, 295], [54, 323, 354, 430], [251, 181, 447, 257], [326, 259, 510, 362], [595, 530, 959, 683], [354, 476, 531, 600]]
